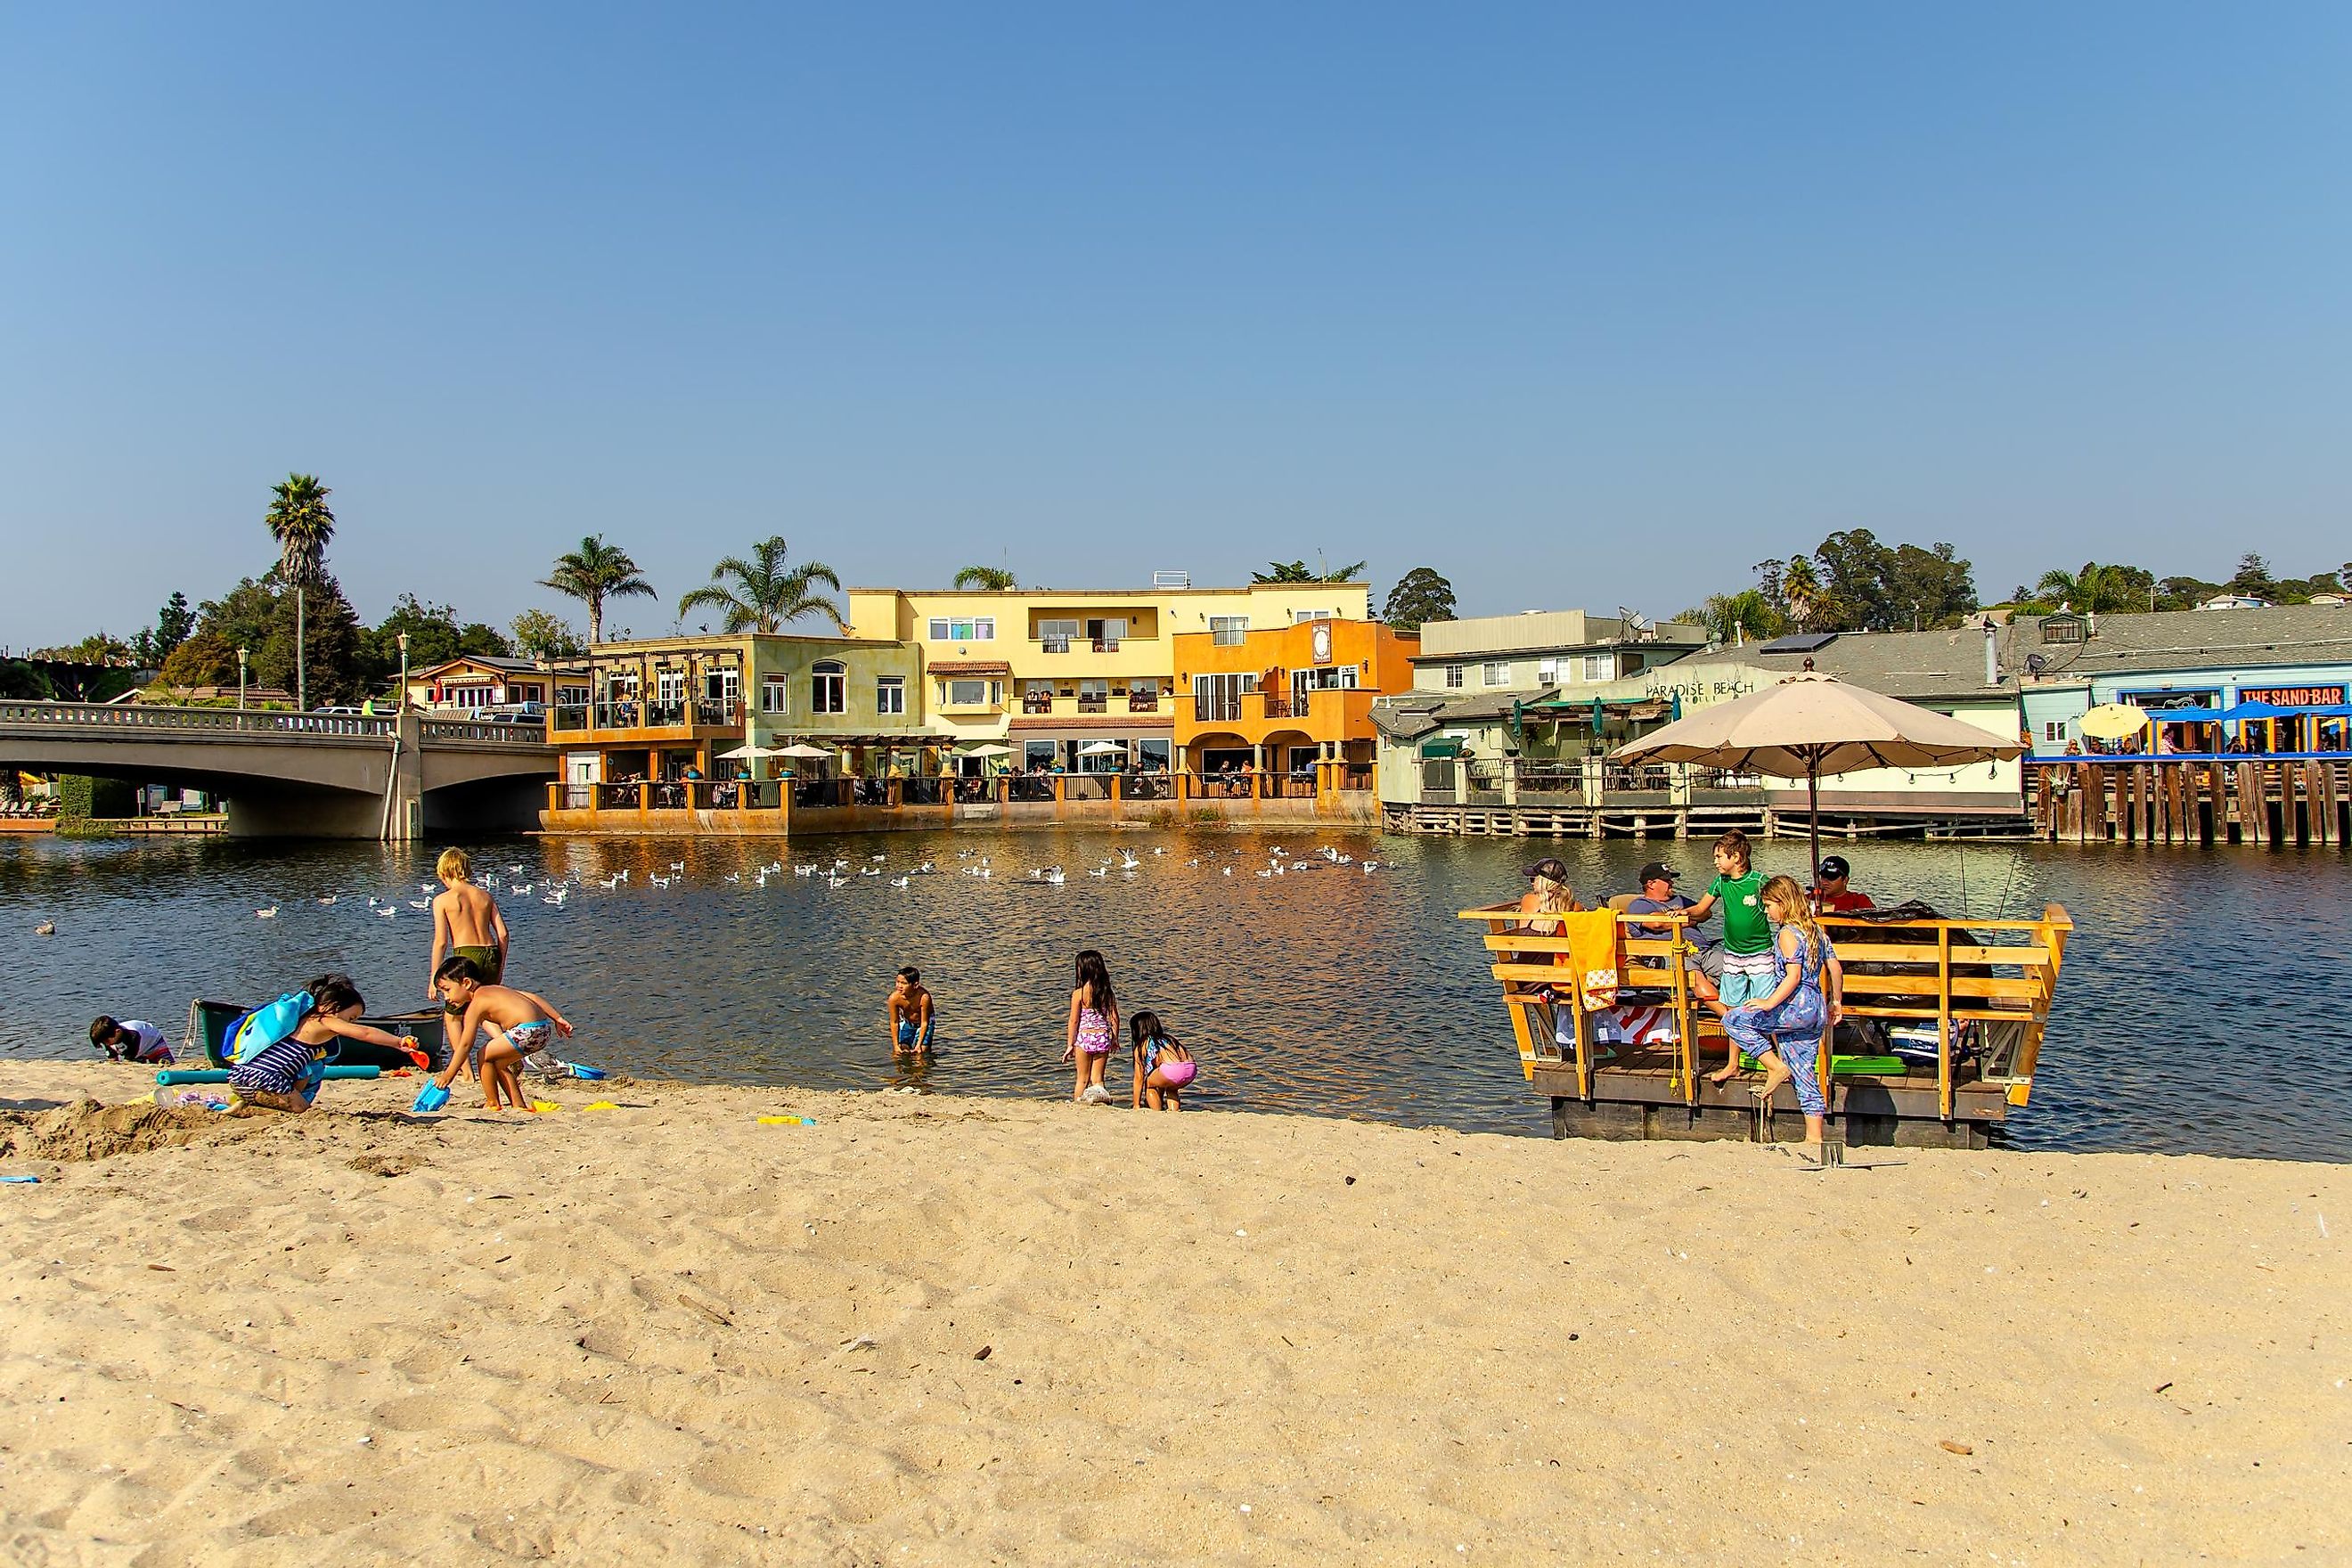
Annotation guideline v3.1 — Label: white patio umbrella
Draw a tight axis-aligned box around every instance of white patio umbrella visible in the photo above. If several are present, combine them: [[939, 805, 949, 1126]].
[[715, 742, 783, 760], [772, 743, 837, 759], [1077, 739, 1128, 756], [960, 743, 1014, 757], [1611, 670, 2025, 888]]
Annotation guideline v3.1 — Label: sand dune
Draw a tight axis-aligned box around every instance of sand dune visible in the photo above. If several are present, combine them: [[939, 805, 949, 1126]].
[[0, 1061, 2344, 1564]]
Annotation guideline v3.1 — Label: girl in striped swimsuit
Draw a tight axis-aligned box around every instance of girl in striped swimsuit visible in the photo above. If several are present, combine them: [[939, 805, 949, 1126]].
[[228, 976, 409, 1114]]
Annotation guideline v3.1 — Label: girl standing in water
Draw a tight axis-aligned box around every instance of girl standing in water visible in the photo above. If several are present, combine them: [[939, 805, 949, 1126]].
[[1060, 949, 1120, 1103]]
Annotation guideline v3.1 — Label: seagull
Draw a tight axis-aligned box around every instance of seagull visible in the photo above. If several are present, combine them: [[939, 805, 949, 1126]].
[[544, 887, 568, 905], [1255, 869, 1273, 878], [723, 872, 741, 884], [512, 883, 534, 895], [890, 876, 911, 888], [1187, 858, 1201, 867], [825, 874, 848, 890], [408, 899, 432, 910], [600, 874, 621, 889], [915, 861, 935, 874], [1152, 847, 1167, 856], [316, 894, 338, 905], [870, 853, 887, 862], [861, 867, 881, 878], [34, 921, 54, 937], [649, 874, 673, 888], [1361, 861, 1379, 873], [670, 861, 686, 873], [1119, 852, 1139, 870], [376, 906, 397, 919], [256, 905, 278, 918], [1089, 865, 1108, 878], [1221, 866, 1234, 877]]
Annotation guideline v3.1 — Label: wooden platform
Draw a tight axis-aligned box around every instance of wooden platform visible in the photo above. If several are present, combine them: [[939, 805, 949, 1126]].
[[2029, 756, 2352, 846], [1459, 902, 2071, 1148]]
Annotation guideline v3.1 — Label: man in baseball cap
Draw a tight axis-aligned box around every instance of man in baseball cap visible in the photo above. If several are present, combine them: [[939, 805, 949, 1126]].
[[1624, 861, 1721, 992], [1813, 854, 1874, 914]]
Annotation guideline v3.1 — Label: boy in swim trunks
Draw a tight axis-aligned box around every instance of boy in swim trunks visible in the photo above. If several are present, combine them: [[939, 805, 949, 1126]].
[[431, 955, 573, 1112], [886, 967, 935, 1058], [429, 846, 510, 1068]]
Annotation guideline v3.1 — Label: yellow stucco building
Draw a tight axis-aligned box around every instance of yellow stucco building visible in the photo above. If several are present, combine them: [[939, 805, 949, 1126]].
[[845, 580, 1373, 774]]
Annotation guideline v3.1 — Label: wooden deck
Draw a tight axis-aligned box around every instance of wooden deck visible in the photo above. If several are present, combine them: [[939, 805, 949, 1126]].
[[2028, 756, 2352, 845], [1459, 902, 2071, 1148]]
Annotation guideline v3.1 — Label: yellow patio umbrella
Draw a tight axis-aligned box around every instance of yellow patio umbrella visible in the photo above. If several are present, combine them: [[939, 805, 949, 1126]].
[[1611, 670, 2026, 888], [2078, 703, 2152, 743]]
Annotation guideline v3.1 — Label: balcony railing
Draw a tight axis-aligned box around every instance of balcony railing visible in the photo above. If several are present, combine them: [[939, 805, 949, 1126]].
[[1127, 691, 1158, 714], [1075, 696, 1107, 715], [1022, 692, 1054, 715], [1193, 696, 1245, 724]]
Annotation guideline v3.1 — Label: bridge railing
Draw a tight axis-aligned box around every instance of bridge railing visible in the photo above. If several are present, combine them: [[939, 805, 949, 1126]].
[[0, 701, 395, 738], [421, 718, 546, 744]]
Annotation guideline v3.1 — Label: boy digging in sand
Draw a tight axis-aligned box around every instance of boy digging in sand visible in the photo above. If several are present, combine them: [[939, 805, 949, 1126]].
[[431, 955, 573, 1112], [886, 966, 935, 1058]]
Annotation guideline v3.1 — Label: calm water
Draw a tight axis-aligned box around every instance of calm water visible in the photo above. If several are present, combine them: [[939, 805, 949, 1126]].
[[2, 828, 2345, 1161]]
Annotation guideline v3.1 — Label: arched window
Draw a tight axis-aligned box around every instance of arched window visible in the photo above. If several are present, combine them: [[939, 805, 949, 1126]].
[[811, 661, 846, 715]]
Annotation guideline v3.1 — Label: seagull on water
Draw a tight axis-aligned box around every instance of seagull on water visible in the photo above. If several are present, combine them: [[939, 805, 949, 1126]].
[[256, 906, 278, 918], [34, 920, 54, 936]]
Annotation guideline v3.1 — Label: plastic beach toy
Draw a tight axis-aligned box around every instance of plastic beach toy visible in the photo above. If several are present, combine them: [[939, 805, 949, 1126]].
[[527, 1100, 562, 1114], [0, 1175, 39, 1184], [581, 1101, 620, 1112], [567, 1063, 608, 1080], [756, 1115, 815, 1126], [412, 1083, 452, 1114]]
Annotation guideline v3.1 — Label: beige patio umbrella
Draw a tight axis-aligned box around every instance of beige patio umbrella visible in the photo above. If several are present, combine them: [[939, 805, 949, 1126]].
[[1611, 670, 2025, 888]]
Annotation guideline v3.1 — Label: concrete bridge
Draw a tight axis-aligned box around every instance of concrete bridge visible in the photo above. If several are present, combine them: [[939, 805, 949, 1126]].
[[0, 702, 556, 838]]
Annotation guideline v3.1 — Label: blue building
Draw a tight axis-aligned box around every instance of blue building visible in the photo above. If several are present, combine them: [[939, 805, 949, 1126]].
[[2014, 604, 2352, 755]]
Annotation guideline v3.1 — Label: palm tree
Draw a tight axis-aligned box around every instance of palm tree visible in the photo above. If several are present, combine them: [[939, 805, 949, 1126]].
[[541, 535, 657, 645], [1782, 556, 1825, 631], [677, 536, 846, 634], [1252, 559, 1369, 584], [953, 565, 1017, 591], [264, 473, 336, 709], [2035, 561, 2126, 615]]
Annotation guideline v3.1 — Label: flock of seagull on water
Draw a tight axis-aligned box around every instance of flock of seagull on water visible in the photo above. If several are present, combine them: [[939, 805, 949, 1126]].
[[28, 845, 1383, 935], [258, 844, 1379, 919]]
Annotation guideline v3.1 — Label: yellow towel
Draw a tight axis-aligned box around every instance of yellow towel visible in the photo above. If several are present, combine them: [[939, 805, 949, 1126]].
[[1558, 909, 1623, 1009]]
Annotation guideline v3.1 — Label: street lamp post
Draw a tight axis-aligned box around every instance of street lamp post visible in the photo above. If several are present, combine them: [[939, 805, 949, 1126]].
[[236, 646, 249, 713], [397, 631, 411, 715]]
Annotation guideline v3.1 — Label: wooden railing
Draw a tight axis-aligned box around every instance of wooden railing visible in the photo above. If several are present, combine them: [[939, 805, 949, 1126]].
[[1457, 903, 2072, 1122]]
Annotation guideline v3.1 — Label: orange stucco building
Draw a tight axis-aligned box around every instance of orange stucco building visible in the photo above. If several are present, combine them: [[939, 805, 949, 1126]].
[[1173, 617, 1419, 786]]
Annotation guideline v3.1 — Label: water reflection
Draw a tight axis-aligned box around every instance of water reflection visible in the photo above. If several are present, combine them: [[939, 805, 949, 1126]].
[[0, 829, 2343, 1160]]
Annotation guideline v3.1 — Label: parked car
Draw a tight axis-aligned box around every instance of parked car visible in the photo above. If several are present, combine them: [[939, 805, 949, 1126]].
[[470, 703, 547, 725]]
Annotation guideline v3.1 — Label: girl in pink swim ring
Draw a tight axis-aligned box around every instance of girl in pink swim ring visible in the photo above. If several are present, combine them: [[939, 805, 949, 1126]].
[[1129, 1009, 1196, 1111], [1061, 949, 1121, 1103]]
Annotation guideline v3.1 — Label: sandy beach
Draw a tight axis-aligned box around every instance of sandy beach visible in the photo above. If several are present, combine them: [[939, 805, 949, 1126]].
[[0, 1063, 2343, 1565]]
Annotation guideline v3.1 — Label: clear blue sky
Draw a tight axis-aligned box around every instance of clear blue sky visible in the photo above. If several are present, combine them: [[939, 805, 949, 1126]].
[[4, 4, 2346, 647]]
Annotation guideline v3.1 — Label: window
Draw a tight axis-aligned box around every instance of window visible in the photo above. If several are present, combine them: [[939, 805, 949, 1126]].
[[1537, 657, 1558, 685], [1291, 608, 1334, 624], [1077, 677, 1108, 713], [927, 617, 996, 642], [1482, 662, 1512, 687], [1581, 654, 1613, 682], [1210, 616, 1248, 647], [656, 670, 685, 704], [1038, 617, 1079, 653], [810, 661, 845, 715], [1191, 671, 1258, 723], [1445, 664, 1465, 690], [946, 679, 989, 706], [1084, 617, 1125, 651], [760, 675, 788, 714], [1024, 739, 1059, 771], [705, 668, 740, 704], [2044, 720, 2064, 741], [876, 675, 905, 715]]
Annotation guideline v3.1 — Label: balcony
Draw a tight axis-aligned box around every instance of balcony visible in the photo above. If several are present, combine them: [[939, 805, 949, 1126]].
[[1126, 691, 1158, 714], [558, 698, 741, 737], [1075, 695, 1107, 715], [1193, 696, 1245, 724], [1017, 692, 1169, 721]]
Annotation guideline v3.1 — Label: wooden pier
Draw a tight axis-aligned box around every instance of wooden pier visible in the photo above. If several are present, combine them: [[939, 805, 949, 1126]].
[[2028, 757, 2350, 846], [1459, 902, 2072, 1149]]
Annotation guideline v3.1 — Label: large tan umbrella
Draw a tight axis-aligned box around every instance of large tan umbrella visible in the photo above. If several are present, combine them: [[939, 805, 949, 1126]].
[[1611, 670, 2025, 887]]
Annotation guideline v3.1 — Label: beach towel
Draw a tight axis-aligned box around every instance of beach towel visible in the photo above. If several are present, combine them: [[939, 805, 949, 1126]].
[[1592, 1005, 1678, 1047], [1556, 909, 1623, 1010]]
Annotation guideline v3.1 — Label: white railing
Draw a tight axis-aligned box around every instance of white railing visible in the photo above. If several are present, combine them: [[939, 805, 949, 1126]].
[[0, 701, 541, 746]]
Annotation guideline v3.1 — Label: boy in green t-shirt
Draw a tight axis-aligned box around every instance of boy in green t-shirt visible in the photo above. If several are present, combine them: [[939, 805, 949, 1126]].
[[1682, 829, 1776, 1084]]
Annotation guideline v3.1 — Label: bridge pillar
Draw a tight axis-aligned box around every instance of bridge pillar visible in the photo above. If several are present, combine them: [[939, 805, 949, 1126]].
[[388, 710, 426, 841]]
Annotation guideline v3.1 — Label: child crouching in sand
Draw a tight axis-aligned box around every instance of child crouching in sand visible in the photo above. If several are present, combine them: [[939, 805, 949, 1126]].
[[227, 975, 409, 1115], [1129, 1010, 1196, 1111], [432, 955, 574, 1112]]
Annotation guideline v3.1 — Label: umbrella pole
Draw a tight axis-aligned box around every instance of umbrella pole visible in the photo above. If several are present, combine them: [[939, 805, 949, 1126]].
[[1808, 759, 1822, 902]]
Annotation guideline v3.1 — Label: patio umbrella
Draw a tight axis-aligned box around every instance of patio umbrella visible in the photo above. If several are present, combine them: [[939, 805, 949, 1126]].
[[1077, 739, 1127, 756], [1611, 670, 2025, 888], [772, 743, 836, 759], [714, 742, 783, 760], [2078, 704, 2152, 743], [960, 742, 1015, 757]]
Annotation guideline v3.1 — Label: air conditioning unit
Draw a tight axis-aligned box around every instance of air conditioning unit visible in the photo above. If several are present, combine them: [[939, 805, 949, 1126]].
[[1152, 570, 1191, 589]]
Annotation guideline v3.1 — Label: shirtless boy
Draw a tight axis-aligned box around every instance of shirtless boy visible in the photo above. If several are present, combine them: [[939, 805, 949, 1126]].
[[432, 955, 572, 1111], [429, 847, 510, 1066], [886, 966, 935, 1058]]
